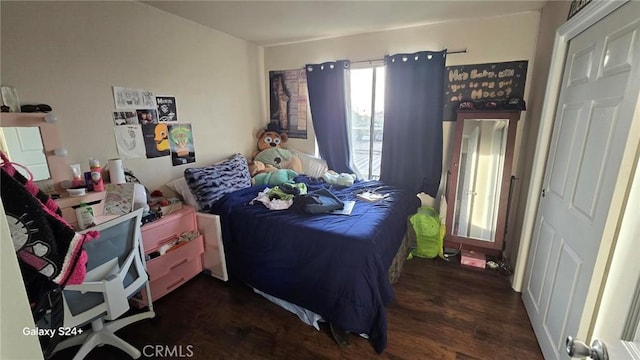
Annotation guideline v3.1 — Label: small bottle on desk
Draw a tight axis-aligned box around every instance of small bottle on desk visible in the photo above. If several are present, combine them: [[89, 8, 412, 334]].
[[89, 158, 104, 192]]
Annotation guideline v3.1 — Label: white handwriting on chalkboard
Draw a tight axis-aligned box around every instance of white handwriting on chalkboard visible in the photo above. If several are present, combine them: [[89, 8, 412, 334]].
[[470, 69, 495, 79], [448, 67, 517, 101], [469, 87, 512, 100]]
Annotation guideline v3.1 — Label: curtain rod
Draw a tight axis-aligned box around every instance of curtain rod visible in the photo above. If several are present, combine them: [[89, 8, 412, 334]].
[[350, 49, 467, 65]]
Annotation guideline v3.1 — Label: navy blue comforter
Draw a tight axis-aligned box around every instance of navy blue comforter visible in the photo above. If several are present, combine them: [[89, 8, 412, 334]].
[[209, 177, 419, 353]]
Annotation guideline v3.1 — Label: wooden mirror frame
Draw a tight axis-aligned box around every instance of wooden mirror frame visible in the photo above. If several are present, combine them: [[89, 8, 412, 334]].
[[445, 110, 521, 255], [1, 113, 69, 193]]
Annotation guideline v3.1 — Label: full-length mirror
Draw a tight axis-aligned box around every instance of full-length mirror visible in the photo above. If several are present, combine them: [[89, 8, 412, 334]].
[[445, 110, 520, 254], [0, 127, 51, 181], [453, 119, 508, 241]]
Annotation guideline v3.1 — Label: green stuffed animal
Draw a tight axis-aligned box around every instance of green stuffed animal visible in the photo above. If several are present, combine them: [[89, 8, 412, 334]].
[[322, 171, 356, 186], [253, 169, 298, 186], [254, 147, 303, 174]]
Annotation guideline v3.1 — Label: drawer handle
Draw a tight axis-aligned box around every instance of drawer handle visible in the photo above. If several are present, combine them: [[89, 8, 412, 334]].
[[170, 259, 188, 270], [167, 277, 185, 291]]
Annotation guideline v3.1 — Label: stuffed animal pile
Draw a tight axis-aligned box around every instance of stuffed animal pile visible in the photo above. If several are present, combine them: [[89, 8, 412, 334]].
[[249, 124, 302, 186], [249, 123, 357, 187], [253, 124, 302, 173]]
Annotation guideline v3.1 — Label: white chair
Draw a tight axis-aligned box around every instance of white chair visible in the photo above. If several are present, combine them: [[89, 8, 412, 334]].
[[53, 208, 155, 359]]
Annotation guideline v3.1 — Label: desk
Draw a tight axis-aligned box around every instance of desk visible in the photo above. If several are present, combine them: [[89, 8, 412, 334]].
[[55, 191, 106, 230]]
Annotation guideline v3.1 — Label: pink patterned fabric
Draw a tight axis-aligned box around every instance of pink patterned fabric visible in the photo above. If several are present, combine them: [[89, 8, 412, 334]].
[[1, 150, 95, 286]]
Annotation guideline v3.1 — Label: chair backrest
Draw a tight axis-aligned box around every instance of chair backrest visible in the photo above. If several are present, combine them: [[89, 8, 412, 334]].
[[82, 209, 145, 293], [62, 209, 146, 325]]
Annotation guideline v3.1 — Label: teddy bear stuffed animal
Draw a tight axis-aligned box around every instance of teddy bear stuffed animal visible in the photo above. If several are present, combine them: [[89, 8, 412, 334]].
[[254, 147, 302, 174], [248, 160, 277, 177], [253, 123, 289, 158]]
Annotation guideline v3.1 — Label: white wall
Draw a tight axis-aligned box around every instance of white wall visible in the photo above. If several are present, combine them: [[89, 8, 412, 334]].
[[1, 1, 265, 191], [0, 198, 44, 360], [265, 12, 539, 197], [505, 0, 571, 273], [264, 12, 540, 257]]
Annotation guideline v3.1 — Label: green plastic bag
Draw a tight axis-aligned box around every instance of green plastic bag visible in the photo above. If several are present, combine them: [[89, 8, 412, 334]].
[[407, 206, 445, 259]]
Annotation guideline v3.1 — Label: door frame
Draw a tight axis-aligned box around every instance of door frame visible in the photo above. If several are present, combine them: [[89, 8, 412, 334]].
[[513, 0, 639, 338]]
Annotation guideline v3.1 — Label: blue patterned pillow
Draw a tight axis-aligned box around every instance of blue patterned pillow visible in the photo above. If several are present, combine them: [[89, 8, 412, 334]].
[[184, 153, 251, 212]]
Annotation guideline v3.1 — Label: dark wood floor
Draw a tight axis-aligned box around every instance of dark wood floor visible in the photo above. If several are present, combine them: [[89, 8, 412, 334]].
[[51, 258, 543, 360]]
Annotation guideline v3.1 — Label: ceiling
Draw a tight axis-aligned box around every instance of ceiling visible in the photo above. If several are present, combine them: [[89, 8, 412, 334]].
[[142, 1, 547, 47]]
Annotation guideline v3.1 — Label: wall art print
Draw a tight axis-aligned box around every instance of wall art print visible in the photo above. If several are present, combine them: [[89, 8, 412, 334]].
[[269, 69, 308, 139]]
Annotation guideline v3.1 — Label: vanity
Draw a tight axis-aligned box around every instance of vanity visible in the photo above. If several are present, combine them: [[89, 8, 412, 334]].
[[444, 110, 521, 256], [1, 112, 214, 302], [0, 112, 68, 191], [1, 112, 101, 228]]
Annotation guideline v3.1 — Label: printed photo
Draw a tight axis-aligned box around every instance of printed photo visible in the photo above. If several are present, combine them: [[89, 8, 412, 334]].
[[136, 109, 158, 125], [112, 111, 138, 126]]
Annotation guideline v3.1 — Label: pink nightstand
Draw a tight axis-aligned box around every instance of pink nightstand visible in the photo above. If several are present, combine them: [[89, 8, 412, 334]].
[[132, 205, 204, 307]]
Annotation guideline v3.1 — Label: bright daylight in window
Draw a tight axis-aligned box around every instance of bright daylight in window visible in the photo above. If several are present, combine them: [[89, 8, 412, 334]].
[[348, 66, 385, 180]]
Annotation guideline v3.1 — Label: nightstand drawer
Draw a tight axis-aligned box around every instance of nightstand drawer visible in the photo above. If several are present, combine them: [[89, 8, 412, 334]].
[[146, 235, 204, 279], [141, 206, 196, 252], [148, 251, 203, 301]]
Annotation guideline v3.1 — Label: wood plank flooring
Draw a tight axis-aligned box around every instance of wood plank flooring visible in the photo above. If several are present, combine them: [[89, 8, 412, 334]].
[[51, 258, 543, 359]]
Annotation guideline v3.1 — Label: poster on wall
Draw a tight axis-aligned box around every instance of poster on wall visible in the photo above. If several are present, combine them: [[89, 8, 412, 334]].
[[269, 69, 308, 139], [136, 109, 158, 124], [112, 111, 138, 125], [156, 96, 178, 122], [113, 125, 146, 159], [141, 123, 170, 158], [168, 123, 195, 166], [442, 60, 528, 121], [113, 86, 156, 109]]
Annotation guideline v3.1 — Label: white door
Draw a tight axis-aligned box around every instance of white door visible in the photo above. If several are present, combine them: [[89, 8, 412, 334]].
[[522, 2, 640, 360]]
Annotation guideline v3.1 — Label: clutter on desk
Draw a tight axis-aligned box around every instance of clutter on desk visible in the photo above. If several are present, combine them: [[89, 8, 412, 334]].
[[103, 183, 135, 215], [74, 202, 96, 230], [70, 163, 84, 187], [89, 158, 105, 192], [147, 189, 182, 217]]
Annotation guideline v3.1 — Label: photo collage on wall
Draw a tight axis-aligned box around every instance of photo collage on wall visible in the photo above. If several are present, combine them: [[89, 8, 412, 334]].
[[111, 86, 195, 166]]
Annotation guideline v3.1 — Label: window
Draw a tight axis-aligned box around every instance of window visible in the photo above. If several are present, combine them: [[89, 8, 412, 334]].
[[348, 65, 385, 180]]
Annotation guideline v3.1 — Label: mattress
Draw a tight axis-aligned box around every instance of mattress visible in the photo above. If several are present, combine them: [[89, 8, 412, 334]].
[[209, 177, 420, 353]]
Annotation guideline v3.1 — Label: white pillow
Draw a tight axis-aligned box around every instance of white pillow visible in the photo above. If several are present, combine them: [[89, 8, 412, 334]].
[[166, 176, 198, 209], [288, 148, 328, 178]]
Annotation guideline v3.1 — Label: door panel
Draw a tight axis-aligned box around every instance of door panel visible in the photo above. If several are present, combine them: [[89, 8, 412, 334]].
[[572, 99, 621, 219], [523, 3, 640, 359], [527, 218, 555, 310], [547, 104, 581, 198]]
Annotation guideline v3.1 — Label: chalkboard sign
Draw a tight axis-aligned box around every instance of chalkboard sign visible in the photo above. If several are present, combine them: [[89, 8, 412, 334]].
[[443, 60, 528, 120]]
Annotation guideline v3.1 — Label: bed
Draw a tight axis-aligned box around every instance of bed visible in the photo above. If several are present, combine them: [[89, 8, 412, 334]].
[[204, 176, 419, 353], [177, 153, 419, 353]]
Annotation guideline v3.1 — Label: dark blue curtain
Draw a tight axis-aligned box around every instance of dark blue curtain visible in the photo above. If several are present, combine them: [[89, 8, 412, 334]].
[[305, 60, 353, 174], [380, 50, 446, 197]]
